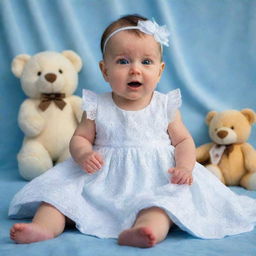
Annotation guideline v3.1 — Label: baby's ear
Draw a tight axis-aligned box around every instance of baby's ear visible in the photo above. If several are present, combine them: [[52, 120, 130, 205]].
[[99, 60, 109, 82], [158, 62, 165, 79]]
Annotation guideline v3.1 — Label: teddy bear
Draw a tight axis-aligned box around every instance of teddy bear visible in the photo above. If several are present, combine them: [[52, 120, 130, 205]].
[[12, 50, 83, 180], [196, 109, 256, 190]]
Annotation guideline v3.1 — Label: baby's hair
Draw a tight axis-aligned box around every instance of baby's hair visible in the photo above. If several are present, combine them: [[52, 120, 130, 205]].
[[100, 14, 148, 56]]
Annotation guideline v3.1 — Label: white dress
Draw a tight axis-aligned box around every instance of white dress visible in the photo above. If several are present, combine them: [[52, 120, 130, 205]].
[[9, 89, 256, 239]]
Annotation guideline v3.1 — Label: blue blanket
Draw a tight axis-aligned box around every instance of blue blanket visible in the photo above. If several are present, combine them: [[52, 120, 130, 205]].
[[0, 0, 256, 255]]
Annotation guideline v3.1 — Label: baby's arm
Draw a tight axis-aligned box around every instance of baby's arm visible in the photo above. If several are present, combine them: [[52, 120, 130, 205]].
[[69, 112, 104, 174], [167, 110, 196, 185]]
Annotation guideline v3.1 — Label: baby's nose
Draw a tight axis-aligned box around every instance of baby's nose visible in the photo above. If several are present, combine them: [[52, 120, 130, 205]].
[[129, 63, 141, 75]]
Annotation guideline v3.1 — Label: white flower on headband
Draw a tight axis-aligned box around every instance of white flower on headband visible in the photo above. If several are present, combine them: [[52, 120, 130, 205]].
[[137, 19, 170, 47]]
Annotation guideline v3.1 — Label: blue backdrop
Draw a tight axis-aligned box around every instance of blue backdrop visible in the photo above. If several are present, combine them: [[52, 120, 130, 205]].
[[0, 1, 256, 255], [1, 0, 256, 171]]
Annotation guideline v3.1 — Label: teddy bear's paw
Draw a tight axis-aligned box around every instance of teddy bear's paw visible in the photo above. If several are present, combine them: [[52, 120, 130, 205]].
[[244, 151, 256, 172], [240, 173, 256, 190], [17, 142, 53, 180], [18, 155, 53, 180], [70, 95, 83, 122], [19, 115, 45, 137]]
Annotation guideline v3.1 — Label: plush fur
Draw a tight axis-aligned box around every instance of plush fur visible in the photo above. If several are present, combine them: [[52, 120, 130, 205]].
[[196, 109, 256, 190], [12, 50, 83, 180]]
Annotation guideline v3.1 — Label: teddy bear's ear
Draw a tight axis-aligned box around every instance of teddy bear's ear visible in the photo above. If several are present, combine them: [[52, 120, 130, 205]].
[[241, 109, 256, 125], [205, 111, 217, 125], [62, 50, 83, 72], [11, 54, 31, 78]]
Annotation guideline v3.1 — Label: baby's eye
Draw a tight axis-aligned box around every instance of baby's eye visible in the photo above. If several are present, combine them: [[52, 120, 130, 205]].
[[142, 59, 153, 65], [117, 58, 129, 64]]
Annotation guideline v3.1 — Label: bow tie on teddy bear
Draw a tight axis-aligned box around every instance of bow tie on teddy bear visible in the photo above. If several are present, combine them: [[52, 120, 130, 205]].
[[39, 93, 67, 111], [216, 144, 234, 155]]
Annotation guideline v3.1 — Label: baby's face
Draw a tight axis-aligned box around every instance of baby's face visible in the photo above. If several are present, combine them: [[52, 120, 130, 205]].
[[100, 31, 165, 106]]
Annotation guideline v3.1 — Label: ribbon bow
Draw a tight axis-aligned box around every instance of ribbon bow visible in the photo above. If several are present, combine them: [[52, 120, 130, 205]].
[[137, 19, 170, 47], [224, 144, 234, 156], [38, 93, 66, 111]]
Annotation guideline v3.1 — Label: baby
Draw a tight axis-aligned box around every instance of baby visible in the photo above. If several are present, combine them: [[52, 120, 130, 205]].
[[9, 14, 256, 248]]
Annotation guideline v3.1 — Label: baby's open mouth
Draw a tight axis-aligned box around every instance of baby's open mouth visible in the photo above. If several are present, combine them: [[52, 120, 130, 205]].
[[127, 81, 142, 88]]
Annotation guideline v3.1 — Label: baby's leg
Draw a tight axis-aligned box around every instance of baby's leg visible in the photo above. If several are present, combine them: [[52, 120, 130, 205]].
[[10, 202, 66, 244], [118, 207, 172, 248]]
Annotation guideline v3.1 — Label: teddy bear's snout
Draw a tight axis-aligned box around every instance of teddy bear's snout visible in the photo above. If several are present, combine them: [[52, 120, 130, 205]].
[[217, 130, 228, 139], [45, 73, 57, 83]]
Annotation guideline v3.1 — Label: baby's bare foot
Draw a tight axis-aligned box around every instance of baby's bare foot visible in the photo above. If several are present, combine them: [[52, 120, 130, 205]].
[[10, 223, 54, 244], [118, 227, 156, 248]]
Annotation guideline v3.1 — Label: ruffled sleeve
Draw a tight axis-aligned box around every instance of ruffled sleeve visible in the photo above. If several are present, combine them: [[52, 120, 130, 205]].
[[82, 89, 97, 120], [167, 88, 182, 122]]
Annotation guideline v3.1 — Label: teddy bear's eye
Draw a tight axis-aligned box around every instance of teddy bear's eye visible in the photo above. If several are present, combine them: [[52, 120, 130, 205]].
[[37, 71, 41, 76], [59, 69, 63, 74], [231, 126, 234, 130], [215, 128, 218, 132]]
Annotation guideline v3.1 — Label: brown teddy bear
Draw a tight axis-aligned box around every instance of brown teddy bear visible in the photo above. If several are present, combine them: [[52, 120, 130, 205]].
[[196, 109, 256, 190]]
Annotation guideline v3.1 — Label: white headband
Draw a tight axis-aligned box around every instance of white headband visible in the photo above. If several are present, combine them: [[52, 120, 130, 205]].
[[103, 19, 170, 54]]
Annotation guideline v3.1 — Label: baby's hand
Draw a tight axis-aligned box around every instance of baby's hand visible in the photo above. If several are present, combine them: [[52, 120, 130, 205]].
[[168, 167, 193, 185], [82, 151, 104, 174]]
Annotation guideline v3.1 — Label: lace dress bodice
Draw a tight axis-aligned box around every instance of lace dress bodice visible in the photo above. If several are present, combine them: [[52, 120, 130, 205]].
[[82, 89, 181, 148]]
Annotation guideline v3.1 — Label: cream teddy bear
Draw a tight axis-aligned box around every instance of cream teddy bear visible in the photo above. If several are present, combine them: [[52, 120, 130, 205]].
[[12, 50, 83, 180], [196, 109, 256, 190]]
